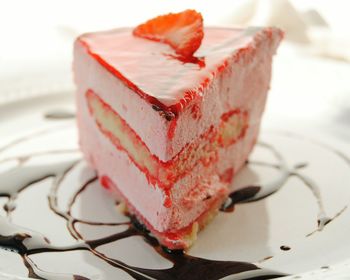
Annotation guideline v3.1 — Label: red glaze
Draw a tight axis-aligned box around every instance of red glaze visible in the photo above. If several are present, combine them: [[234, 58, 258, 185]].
[[100, 175, 112, 190], [163, 188, 172, 208], [190, 104, 202, 120], [77, 27, 268, 116], [219, 168, 235, 184], [164, 53, 206, 69], [167, 119, 177, 140]]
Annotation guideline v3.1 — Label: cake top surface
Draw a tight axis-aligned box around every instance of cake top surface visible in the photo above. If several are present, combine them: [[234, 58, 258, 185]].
[[78, 26, 267, 114]]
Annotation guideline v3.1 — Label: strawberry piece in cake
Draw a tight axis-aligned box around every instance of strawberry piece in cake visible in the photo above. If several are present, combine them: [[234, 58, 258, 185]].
[[73, 10, 283, 249]]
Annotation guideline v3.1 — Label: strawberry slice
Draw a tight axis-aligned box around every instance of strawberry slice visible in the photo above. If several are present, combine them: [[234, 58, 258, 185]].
[[133, 10, 204, 58]]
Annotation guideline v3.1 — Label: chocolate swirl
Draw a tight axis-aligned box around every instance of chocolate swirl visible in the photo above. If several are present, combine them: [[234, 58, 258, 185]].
[[0, 124, 349, 279]]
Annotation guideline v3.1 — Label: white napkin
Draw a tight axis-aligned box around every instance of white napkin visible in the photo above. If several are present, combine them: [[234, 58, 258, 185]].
[[227, 0, 350, 62]]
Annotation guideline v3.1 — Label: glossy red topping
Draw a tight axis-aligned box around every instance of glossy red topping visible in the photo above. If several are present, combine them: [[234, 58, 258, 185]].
[[133, 9, 204, 58], [79, 27, 279, 115]]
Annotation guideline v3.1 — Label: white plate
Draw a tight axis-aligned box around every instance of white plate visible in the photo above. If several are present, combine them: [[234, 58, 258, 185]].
[[0, 91, 349, 280], [0, 50, 350, 279]]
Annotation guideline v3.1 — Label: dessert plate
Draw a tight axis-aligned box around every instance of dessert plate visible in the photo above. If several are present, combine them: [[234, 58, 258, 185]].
[[0, 90, 349, 280]]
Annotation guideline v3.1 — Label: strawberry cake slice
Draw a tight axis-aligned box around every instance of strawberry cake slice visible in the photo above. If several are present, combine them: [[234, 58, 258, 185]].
[[74, 10, 283, 249]]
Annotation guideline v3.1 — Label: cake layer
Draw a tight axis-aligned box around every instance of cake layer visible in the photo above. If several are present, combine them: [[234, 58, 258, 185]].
[[77, 97, 227, 232], [86, 89, 248, 190], [76, 87, 260, 232], [75, 27, 283, 161]]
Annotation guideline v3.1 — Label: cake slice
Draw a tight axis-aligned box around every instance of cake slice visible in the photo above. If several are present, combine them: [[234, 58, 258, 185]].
[[74, 10, 283, 249]]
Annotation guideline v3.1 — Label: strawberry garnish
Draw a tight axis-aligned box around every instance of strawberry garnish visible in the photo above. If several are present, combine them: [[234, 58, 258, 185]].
[[133, 10, 204, 58]]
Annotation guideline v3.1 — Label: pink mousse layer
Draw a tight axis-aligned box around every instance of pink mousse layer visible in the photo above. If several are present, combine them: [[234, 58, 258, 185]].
[[73, 26, 282, 236], [76, 93, 255, 233], [75, 27, 283, 161]]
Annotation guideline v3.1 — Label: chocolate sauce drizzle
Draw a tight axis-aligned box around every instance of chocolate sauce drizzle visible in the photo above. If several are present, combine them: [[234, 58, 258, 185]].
[[280, 246, 291, 251], [0, 126, 349, 279], [151, 105, 176, 121], [220, 141, 348, 237], [44, 110, 76, 120]]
